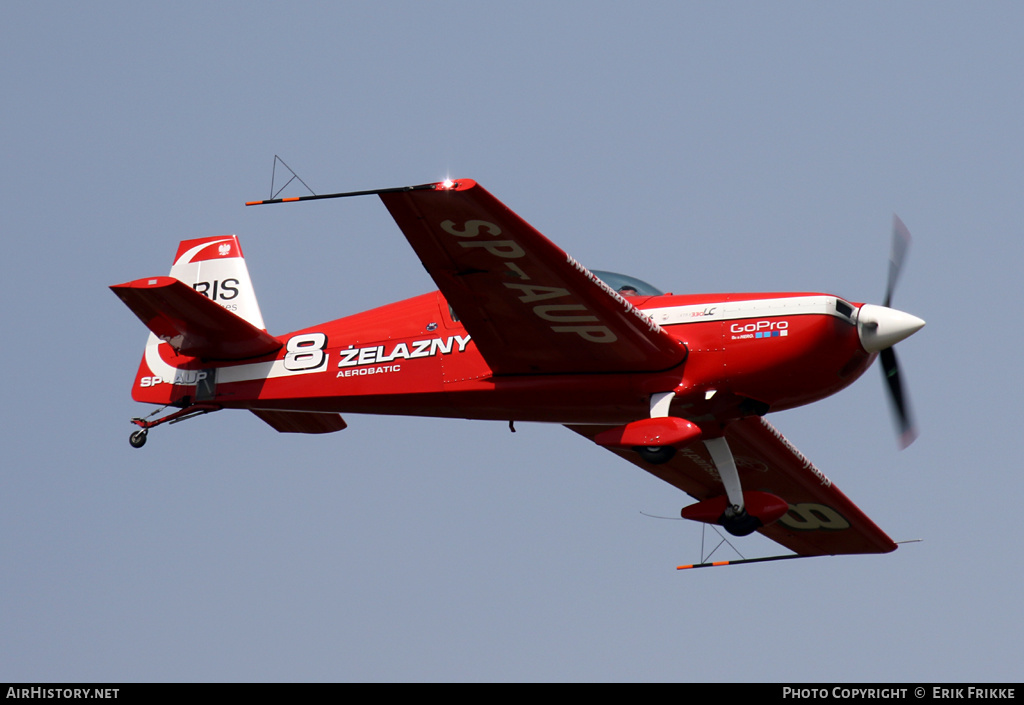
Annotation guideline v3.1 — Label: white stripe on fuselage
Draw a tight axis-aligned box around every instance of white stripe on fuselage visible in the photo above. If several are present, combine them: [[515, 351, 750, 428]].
[[142, 295, 852, 388], [641, 295, 852, 327], [143, 333, 308, 387]]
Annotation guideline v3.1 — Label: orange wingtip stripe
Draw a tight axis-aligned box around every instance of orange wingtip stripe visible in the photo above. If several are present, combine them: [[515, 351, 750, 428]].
[[245, 201, 263, 206], [676, 560, 732, 570]]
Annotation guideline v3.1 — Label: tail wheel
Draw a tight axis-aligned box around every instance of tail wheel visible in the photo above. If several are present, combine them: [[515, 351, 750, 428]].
[[129, 430, 148, 449]]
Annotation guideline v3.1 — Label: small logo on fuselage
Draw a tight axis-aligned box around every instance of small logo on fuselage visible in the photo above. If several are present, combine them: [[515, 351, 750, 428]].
[[730, 320, 789, 340]]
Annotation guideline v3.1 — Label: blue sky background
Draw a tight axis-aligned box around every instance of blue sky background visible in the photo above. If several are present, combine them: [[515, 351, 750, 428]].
[[2, 2, 1021, 682]]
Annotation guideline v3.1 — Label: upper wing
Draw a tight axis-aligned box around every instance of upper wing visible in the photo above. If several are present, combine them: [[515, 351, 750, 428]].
[[378, 180, 687, 375], [568, 416, 897, 556]]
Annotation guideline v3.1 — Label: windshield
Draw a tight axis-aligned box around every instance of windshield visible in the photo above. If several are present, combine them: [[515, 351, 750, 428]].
[[592, 270, 664, 297]]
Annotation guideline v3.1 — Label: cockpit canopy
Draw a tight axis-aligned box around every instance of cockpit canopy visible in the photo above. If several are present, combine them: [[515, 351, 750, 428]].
[[592, 270, 664, 297]]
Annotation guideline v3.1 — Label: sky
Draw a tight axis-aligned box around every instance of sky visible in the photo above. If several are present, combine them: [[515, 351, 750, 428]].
[[2, 2, 1022, 683]]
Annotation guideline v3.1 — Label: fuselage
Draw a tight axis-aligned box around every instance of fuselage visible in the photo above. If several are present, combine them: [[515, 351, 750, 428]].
[[132, 287, 876, 428]]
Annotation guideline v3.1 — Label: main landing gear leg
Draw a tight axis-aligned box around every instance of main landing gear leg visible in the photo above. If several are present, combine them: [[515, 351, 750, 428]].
[[636, 392, 679, 464], [703, 436, 760, 536], [127, 403, 221, 449], [649, 391, 675, 419]]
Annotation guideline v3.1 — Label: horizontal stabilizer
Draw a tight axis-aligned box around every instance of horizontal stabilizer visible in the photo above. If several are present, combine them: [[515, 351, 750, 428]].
[[251, 409, 348, 434], [110, 276, 282, 361]]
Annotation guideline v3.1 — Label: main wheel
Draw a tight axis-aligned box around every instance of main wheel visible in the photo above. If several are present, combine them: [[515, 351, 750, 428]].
[[635, 445, 676, 464], [721, 509, 762, 537], [129, 430, 148, 449]]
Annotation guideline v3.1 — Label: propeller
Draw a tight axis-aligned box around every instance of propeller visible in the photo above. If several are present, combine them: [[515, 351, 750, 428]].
[[857, 215, 924, 449], [883, 215, 916, 448]]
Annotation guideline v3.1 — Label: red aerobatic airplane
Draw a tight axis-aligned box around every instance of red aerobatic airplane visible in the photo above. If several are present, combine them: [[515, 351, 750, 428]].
[[111, 179, 924, 566]]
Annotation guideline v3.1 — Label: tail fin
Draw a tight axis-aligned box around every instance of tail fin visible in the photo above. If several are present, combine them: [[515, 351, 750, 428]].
[[114, 235, 348, 436], [169, 235, 268, 330], [111, 234, 275, 405]]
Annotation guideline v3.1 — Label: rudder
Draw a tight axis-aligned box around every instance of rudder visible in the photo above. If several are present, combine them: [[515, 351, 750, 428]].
[[169, 235, 268, 330]]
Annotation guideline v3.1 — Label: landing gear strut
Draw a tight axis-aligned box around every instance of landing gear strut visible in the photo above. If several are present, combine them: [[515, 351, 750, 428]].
[[127, 403, 221, 449], [703, 436, 765, 536]]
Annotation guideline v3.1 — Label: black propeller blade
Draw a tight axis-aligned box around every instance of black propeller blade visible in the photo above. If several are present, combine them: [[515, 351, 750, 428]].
[[881, 346, 917, 448]]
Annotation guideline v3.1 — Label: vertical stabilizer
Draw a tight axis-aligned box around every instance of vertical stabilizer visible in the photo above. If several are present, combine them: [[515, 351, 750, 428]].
[[169, 235, 267, 330], [119, 234, 269, 405]]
